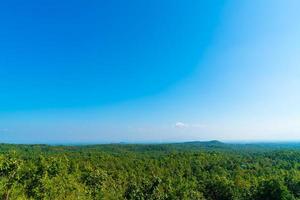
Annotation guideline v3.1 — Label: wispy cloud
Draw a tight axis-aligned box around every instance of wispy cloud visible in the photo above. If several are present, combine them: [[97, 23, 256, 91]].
[[175, 122, 189, 128], [175, 122, 207, 129]]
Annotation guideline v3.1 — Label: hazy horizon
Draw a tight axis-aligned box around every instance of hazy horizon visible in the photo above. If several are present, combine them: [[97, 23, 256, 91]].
[[1, 0, 300, 143]]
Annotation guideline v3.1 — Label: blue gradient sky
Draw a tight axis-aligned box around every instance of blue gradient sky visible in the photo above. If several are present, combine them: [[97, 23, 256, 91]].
[[1, 0, 300, 143]]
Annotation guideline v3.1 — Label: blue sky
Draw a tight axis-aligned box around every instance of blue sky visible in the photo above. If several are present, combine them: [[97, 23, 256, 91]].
[[1, 0, 300, 143]]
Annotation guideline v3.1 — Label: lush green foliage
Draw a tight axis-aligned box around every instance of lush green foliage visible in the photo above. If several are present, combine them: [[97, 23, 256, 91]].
[[0, 141, 300, 199]]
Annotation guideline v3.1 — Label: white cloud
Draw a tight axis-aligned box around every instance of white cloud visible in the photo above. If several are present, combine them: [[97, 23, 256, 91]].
[[174, 122, 207, 130], [175, 122, 189, 128]]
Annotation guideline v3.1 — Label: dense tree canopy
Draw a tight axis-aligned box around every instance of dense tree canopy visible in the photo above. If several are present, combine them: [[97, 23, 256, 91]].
[[0, 142, 300, 199]]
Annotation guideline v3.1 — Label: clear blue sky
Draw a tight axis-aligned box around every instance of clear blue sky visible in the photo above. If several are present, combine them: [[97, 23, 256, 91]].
[[1, 0, 300, 143]]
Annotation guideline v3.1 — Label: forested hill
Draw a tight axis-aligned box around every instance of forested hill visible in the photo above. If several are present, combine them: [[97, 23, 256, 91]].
[[1, 140, 300, 155], [1, 141, 300, 199], [0, 140, 228, 155]]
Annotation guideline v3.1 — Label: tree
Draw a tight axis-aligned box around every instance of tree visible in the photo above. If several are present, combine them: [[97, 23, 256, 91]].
[[0, 152, 23, 200], [254, 179, 295, 200]]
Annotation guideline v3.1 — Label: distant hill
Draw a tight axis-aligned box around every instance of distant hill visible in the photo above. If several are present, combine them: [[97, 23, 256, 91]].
[[182, 140, 224, 146], [1, 140, 300, 155]]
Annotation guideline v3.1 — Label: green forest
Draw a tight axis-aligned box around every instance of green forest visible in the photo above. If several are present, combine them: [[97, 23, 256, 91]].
[[1, 141, 300, 200]]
